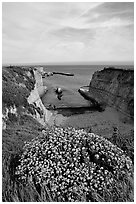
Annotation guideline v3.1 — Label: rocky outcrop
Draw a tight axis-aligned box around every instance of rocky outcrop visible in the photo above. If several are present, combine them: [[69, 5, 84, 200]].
[[28, 68, 52, 125], [89, 67, 134, 118]]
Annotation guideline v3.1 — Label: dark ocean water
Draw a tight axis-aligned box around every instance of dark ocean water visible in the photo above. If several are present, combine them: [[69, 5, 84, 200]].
[[42, 65, 133, 109]]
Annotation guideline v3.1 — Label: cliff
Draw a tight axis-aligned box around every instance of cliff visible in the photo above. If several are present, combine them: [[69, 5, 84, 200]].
[[89, 67, 134, 118], [28, 68, 52, 125], [2, 66, 52, 129]]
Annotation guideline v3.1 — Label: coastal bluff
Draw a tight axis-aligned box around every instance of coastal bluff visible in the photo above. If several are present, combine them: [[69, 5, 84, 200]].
[[2, 66, 52, 129], [89, 67, 134, 118], [27, 67, 52, 124]]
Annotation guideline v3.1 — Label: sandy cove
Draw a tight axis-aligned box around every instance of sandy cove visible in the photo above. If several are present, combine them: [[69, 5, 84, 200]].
[[47, 106, 133, 142]]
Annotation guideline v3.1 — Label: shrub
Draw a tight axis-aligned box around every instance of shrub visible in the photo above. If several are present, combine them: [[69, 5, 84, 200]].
[[2, 66, 35, 110], [8, 113, 18, 122], [15, 127, 133, 202]]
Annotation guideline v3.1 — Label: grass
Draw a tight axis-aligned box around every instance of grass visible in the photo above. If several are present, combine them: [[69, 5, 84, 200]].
[[109, 130, 134, 163], [2, 114, 45, 202], [2, 66, 35, 109]]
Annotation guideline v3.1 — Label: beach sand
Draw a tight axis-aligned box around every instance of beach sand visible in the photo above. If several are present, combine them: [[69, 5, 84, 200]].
[[47, 106, 133, 140]]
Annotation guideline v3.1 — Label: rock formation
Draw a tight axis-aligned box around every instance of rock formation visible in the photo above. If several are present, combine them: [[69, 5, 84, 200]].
[[89, 67, 134, 118], [28, 68, 52, 125]]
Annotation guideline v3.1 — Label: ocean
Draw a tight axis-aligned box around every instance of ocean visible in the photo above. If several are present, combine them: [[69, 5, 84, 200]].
[[41, 65, 133, 110]]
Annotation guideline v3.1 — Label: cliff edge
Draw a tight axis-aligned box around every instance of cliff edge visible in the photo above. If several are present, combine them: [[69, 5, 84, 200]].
[[2, 66, 52, 129], [89, 67, 134, 118], [27, 67, 52, 125]]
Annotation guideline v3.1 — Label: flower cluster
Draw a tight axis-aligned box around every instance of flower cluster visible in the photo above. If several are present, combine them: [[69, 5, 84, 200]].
[[15, 127, 133, 201]]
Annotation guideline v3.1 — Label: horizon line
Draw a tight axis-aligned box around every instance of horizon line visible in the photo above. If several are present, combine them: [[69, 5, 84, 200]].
[[2, 60, 134, 66]]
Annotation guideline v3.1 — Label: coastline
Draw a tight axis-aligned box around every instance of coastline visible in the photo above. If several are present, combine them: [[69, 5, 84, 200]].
[[42, 67, 133, 141], [47, 106, 133, 140]]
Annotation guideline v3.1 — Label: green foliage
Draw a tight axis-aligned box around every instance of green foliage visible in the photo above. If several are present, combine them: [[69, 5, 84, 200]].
[[2, 114, 45, 202], [8, 112, 18, 122], [2, 66, 35, 109], [15, 127, 133, 202], [3, 81, 29, 108], [110, 129, 134, 163]]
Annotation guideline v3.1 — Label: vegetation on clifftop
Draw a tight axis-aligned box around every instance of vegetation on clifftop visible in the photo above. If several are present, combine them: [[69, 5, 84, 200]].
[[2, 66, 35, 109], [15, 127, 133, 202]]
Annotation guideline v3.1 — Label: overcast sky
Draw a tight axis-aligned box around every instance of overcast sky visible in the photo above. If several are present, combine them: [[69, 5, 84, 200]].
[[2, 2, 134, 64]]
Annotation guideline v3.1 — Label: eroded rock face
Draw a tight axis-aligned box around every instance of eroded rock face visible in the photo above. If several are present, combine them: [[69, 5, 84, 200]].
[[89, 68, 134, 118], [27, 68, 52, 124]]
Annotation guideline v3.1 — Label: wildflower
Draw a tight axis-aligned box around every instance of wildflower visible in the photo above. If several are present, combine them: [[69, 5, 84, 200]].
[[15, 126, 133, 202], [94, 154, 100, 160]]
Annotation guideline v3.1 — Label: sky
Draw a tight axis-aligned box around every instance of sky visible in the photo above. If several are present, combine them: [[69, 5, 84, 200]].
[[2, 2, 134, 64]]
